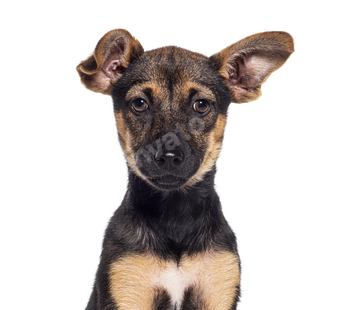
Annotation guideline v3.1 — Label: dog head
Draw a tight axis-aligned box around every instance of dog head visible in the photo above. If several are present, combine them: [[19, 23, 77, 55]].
[[77, 29, 293, 191]]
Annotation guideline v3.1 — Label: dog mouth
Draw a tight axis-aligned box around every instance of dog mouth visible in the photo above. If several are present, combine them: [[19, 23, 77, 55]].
[[148, 175, 188, 190]]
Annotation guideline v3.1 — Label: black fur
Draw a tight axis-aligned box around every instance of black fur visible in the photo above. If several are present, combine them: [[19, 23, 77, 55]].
[[153, 289, 172, 310]]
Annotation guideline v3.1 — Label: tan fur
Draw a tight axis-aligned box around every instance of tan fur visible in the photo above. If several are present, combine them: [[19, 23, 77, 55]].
[[114, 111, 145, 181], [109, 251, 240, 309], [109, 255, 159, 309], [187, 114, 227, 186], [216, 31, 294, 80], [77, 29, 143, 95], [211, 31, 294, 103], [196, 251, 240, 309], [179, 81, 216, 103]]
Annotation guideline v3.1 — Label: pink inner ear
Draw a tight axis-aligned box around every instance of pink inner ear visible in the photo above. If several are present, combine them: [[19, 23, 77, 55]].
[[241, 55, 275, 87], [229, 71, 239, 86], [229, 54, 275, 90], [103, 59, 122, 79]]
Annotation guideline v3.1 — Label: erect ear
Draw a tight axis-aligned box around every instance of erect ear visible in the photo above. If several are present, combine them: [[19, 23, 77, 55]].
[[209, 31, 294, 103], [76, 29, 144, 95]]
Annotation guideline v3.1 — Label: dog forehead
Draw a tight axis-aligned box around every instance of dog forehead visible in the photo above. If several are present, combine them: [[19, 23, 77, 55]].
[[137, 47, 212, 86], [142, 45, 208, 71], [123, 46, 218, 109]]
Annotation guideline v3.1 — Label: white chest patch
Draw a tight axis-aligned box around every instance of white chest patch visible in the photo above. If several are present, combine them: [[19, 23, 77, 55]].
[[153, 260, 197, 306]]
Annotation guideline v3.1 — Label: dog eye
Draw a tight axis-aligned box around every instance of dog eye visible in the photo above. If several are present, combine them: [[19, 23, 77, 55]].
[[131, 98, 148, 113], [193, 99, 210, 114]]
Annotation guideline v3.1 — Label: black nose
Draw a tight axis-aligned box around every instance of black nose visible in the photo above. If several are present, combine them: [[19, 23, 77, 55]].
[[154, 146, 184, 170]]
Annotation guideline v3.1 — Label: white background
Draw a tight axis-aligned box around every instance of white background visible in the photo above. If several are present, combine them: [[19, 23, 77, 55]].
[[1, 1, 349, 309]]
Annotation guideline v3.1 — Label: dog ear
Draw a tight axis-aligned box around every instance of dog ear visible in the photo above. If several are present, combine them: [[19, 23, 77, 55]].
[[76, 29, 144, 95], [209, 32, 294, 103]]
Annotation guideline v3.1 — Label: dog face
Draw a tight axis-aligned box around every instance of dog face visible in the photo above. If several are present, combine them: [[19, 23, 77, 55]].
[[111, 46, 232, 190], [77, 29, 293, 190]]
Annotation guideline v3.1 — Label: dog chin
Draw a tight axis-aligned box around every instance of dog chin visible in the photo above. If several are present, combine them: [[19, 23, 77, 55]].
[[147, 175, 189, 191]]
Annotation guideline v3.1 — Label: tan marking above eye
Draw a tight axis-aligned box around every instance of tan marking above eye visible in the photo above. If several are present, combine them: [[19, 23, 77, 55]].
[[125, 81, 167, 102], [179, 81, 216, 103]]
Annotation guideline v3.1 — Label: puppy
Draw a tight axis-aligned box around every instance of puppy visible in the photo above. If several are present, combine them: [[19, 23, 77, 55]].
[[77, 29, 294, 310]]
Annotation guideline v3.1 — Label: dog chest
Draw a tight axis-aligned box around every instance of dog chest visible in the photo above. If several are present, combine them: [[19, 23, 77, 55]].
[[108, 251, 240, 309]]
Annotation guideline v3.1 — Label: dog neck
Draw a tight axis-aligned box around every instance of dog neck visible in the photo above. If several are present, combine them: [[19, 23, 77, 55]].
[[126, 168, 218, 215], [115, 168, 235, 259]]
